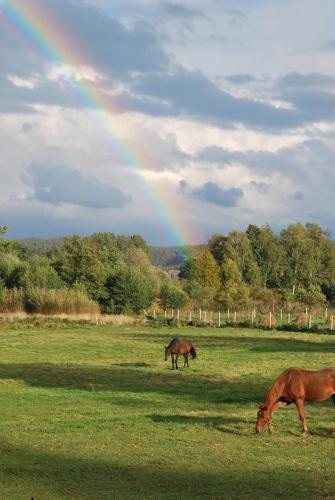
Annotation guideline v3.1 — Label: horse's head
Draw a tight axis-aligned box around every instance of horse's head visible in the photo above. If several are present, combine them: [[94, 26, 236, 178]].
[[255, 404, 271, 434], [164, 346, 170, 361], [190, 347, 197, 359]]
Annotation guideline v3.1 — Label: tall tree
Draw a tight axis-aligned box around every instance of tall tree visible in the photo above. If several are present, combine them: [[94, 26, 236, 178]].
[[191, 249, 221, 289], [247, 224, 284, 288]]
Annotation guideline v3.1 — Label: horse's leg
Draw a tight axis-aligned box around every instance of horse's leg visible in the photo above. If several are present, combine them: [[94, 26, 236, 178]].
[[183, 354, 187, 368], [295, 398, 308, 435], [332, 395, 335, 405], [268, 401, 287, 433], [175, 354, 179, 370], [171, 354, 175, 370], [186, 354, 189, 367]]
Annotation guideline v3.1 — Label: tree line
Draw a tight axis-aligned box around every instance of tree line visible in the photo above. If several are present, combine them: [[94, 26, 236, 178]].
[[0, 222, 334, 315], [179, 223, 335, 310]]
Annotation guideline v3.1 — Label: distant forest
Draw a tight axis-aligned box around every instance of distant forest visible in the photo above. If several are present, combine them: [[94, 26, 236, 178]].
[[0, 222, 333, 315], [20, 238, 204, 268]]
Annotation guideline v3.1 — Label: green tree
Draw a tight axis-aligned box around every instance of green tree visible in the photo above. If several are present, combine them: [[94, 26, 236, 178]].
[[0, 253, 23, 288], [247, 224, 284, 288], [209, 231, 261, 285], [106, 267, 153, 313], [12, 256, 63, 289], [124, 247, 161, 295], [216, 258, 250, 309], [191, 249, 221, 289], [160, 283, 189, 309], [280, 223, 334, 295], [178, 257, 196, 280], [51, 236, 115, 303]]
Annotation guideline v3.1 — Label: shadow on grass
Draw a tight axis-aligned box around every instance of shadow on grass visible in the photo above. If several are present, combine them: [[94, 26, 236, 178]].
[[110, 362, 151, 368], [0, 362, 269, 404], [126, 332, 335, 354], [0, 441, 328, 499], [150, 414, 253, 436]]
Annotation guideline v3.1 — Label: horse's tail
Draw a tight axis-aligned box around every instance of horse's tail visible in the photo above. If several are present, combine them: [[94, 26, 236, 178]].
[[190, 346, 197, 359]]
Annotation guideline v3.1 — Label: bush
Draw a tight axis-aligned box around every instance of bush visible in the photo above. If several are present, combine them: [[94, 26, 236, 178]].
[[106, 267, 153, 314], [160, 283, 189, 309], [24, 288, 100, 315], [0, 288, 25, 313]]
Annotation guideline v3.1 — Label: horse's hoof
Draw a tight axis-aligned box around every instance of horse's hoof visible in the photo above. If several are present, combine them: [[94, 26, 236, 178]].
[[301, 431, 308, 437]]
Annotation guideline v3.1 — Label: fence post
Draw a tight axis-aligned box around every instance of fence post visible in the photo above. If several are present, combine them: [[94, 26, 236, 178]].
[[199, 309, 202, 321], [164, 310, 167, 319], [227, 308, 230, 320], [308, 314, 312, 329], [153, 309, 156, 319], [288, 312, 291, 325], [189, 311, 192, 322], [331, 316, 334, 332], [234, 311, 237, 323], [325, 307, 328, 320], [280, 309, 283, 321], [269, 311, 272, 329], [171, 309, 174, 318], [177, 309, 180, 320], [251, 310, 254, 325], [204, 310, 207, 323], [218, 311, 221, 327]]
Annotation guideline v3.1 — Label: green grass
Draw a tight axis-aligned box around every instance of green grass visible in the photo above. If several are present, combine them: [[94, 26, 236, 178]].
[[0, 325, 334, 499]]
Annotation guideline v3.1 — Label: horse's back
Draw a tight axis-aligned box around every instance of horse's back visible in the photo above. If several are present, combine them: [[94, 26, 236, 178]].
[[167, 337, 193, 354], [279, 367, 335, 400]]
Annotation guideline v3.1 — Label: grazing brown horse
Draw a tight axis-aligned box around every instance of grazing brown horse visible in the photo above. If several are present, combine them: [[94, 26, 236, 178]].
[[164, 338, 196, 370], [256, 367, 335, 435]]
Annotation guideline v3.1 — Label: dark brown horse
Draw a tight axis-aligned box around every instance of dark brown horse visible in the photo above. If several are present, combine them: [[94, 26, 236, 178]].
[[256, 367, 335, 435], [164, 338, 196, 370]]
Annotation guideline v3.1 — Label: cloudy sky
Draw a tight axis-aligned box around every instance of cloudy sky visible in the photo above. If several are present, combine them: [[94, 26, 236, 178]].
[[1, 0, 335, 244]]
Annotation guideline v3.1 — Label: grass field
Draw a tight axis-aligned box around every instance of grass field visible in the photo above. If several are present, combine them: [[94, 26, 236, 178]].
[[0, 324, 334, 499]]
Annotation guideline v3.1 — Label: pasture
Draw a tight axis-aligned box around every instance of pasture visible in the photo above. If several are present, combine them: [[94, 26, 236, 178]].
[[0, 324, 334, 499]]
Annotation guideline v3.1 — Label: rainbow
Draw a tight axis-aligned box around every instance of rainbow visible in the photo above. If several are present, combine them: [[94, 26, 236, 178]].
[[0, 0, 197, 246]]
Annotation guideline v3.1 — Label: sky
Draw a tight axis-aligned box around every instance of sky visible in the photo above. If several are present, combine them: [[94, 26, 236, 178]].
[[0, 0, 335, 245]]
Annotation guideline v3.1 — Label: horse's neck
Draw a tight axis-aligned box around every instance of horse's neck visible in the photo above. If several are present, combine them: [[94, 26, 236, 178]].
[[265, 380, 281, 408]]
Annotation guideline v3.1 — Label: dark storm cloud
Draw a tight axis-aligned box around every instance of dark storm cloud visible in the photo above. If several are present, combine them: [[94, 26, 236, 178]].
[[191, 181, 243, 207], [2, 1, 335, 131], [25, 0, 168, 77], [21, 162, 131, 209], [134, 68, 309, 129]]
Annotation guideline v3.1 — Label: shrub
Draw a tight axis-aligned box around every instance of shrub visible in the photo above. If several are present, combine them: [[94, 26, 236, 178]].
[[258, 314, 277, 329], [0, 288, 25, 313], [106, 267, 153, 314], [160, 283, 189, 309], [24, 288, 100, 315], [295, 313, 309, 325]]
